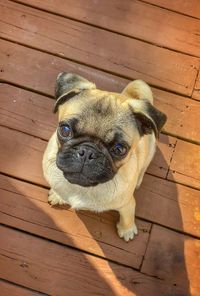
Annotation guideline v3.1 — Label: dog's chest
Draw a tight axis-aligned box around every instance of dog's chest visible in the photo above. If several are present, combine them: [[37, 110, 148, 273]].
[[54, 173, 129, 212]]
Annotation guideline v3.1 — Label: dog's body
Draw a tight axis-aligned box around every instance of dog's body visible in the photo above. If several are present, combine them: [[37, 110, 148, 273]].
[[43, 73, 166, 241]]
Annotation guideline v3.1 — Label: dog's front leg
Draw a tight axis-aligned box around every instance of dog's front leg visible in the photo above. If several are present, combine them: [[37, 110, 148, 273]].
[[48, 188, 67, 206], [117, 197, 138, 242]]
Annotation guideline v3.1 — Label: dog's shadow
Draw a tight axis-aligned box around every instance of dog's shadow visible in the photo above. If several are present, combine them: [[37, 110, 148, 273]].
[[75, 135, 191, 295], [1, 134, 191, 295]]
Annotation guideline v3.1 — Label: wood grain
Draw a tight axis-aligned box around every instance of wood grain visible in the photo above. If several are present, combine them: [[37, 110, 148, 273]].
[[0, 38, 129, 95], [0, 1, 199, 95], [168, 140, 200, 189], [0, 84, 57, 140], [136, 174, 200, 237], [10, 0, 200, 56], [0, 281, 40, 296], [0, 174, 151, 269], [144, 0, 200, 19], [193, 70, 200, 101], [147, 134, 176, 178], [0, 126, 47, 186], [141, 225, 200, 296], [0, 225, 189, 296]]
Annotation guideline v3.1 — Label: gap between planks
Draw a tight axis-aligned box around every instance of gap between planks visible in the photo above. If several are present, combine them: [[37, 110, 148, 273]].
[[9, 0, 200, 57], [139, 0, 200, 20], [0, 278, 49, 296], [0, 222, 143, 272], [1, 171, 199, 241], [0, 36, 198, 101]]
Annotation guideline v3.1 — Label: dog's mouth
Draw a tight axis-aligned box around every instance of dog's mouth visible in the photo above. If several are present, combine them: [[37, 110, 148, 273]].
[[63, 172, 99, 187]]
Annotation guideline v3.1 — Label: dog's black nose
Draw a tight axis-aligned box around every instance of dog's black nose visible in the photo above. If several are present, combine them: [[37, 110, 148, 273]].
[[77, 146, 97, 161]]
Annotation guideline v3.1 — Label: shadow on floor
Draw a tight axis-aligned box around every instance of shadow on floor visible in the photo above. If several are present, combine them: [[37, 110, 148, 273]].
[[0, 134, 191, 296]]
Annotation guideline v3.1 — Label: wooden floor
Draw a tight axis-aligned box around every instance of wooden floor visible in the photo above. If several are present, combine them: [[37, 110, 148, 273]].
[[0, 0, 200, 295]]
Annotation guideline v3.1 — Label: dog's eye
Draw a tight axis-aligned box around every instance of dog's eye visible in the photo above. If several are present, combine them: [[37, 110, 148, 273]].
[[111, 143, 127, 157], [59, 124, 72, 138]]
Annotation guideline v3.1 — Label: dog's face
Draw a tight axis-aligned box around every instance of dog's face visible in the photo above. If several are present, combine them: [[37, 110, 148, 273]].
[[54, 73, 167, 187]]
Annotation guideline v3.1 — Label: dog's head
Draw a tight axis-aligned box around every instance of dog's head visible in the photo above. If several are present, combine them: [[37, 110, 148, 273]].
[[54, 73, 167, 187]]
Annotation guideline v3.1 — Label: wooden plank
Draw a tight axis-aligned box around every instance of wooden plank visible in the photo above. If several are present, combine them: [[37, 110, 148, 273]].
[[141, 225, 200, 296], [0, 174, 151, 269], [192, 70, 200, 101], [0, 126, 46, 186], [0, 38, 129, 95], [147, 134, 176, 178], [0, 84, 57, 141], [154, 88, 200, 143], [1, 77, 200, 144], [0, 129, 199, 237], [144, 0, 200, 19], [136, 174, 200, 237], [0, 225, 189, 296], [11, 0, 200, 57], [168, 140, 200, 189], [0, 280, 41, 296], [0, 2, 199, 95]]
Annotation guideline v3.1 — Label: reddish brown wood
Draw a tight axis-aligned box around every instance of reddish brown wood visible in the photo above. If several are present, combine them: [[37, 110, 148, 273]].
[[0, 174, 151, 269], [168, 140, 200, 189], [141, 225, 200, 296], [0, 2, 198, 95], [0, 84, 57, 140], [0, 126, 47, 186], [153, 88, 200, 143], [136, 174, 200, 237], [10, 0, 200, 56], [144, 0, 200, 19], [0, 281, 39, 296], [0, 38, 128, 95], [193, 70, 200, 101], [147, 134, 176, 178], [0, 225, 189, 296]]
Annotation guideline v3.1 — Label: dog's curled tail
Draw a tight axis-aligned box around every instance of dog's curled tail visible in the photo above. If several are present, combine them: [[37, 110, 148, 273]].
[[122, 80, 153, 104]]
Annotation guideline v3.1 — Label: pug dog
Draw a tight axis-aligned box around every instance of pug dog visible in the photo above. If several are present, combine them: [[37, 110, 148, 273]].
[[43, 73, 167, 241]]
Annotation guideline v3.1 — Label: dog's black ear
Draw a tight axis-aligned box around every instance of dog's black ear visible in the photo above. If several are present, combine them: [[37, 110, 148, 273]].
[[53, 72, 96, 113], [129, 99, 167, 138]]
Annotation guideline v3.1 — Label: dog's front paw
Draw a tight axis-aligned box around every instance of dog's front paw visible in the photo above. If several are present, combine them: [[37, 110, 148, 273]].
[[48, 189, 66, 206], [117, 222, 138, 242]]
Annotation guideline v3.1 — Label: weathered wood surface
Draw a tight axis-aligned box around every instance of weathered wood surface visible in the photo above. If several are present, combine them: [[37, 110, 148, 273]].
[[136, 174, 200, 237], [0, 225, 189, 296], [193, 70, 200, 101], [168, 140, 200, 189], [10, 0, 200, 56], [0, 1, 199, 95], [0, 281, 41, 296], [144, 0, 200, 19], [0, 174, 151, 269], [141, 225, 200, 296]]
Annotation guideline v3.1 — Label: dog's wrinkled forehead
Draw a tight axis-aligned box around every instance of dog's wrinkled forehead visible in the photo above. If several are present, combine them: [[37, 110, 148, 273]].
[[59, 90, 133, 143], [55, 73, 167, 141]]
